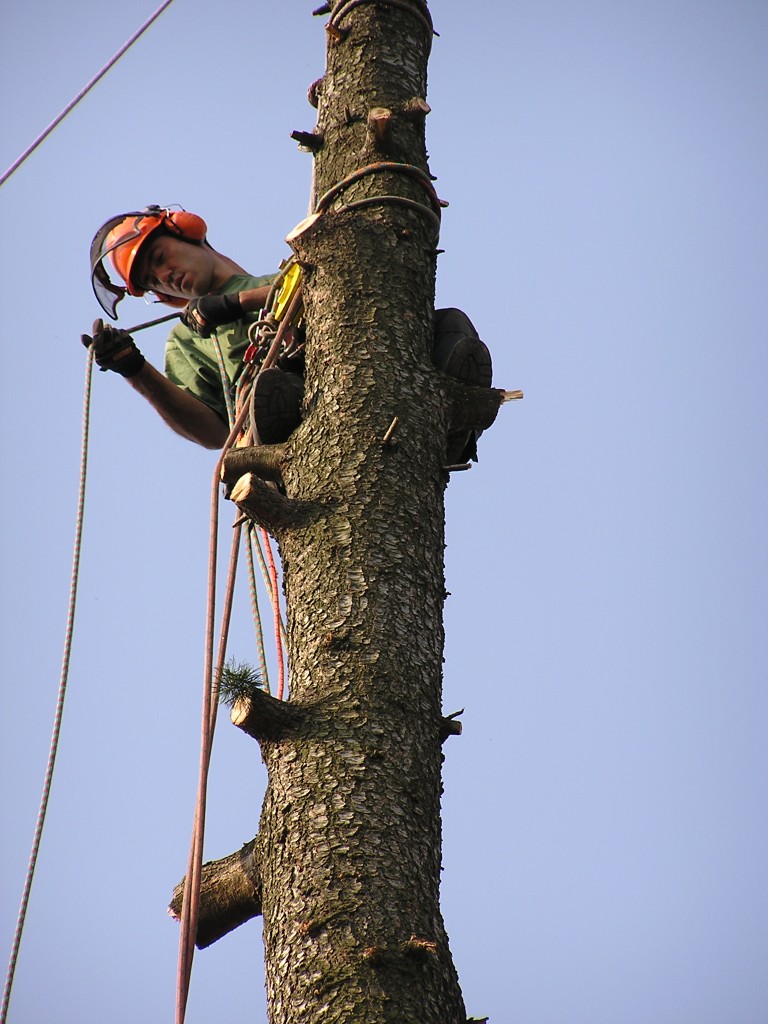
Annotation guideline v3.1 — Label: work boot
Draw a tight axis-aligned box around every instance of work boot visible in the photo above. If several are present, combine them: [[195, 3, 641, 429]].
[[251, 368, 304, 444], [432, 308, 492, 387], [432, 308, 493, 463]]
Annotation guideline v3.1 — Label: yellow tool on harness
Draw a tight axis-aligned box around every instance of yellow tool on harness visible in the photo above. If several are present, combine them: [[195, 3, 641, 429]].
[[273, 261, 303, 323]]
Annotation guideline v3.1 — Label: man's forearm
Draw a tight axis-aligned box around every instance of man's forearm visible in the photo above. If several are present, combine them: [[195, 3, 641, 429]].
[[127, 362, 229, 449], [238, 285, 273, 314]]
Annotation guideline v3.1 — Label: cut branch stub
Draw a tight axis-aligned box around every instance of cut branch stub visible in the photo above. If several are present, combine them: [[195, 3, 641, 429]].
[[221, 442, 288, 490], [230, 690, 306, 743], [169, 838, 262, 949], [228, 473, 321, 535], [402, 96, 431, 119], [308, 77, 325, 108], [292, 129, 325, 152], [380, 416, 400, 446], [367, 106, 392, 147], [326, 21, 347, 42], [402, 934, 439, 959], [439, 715, 463, 743]]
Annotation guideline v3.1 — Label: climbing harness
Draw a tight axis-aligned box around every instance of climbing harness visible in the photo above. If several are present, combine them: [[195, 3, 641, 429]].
[[1, 349, 95, 1024]]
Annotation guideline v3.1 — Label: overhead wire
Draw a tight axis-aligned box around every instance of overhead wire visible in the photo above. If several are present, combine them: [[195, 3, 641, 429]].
[[0, 0, 177, 189]]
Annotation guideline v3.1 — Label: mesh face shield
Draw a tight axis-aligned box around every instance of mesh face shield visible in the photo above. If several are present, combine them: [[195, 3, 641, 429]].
[[89, 210, 162, 319]]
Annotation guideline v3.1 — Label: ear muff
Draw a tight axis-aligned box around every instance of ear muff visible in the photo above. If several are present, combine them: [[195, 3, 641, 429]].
[[164, 210, 208, 243]]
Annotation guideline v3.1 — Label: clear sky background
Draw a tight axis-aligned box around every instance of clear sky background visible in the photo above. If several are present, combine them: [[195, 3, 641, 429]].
[[1, 1, 767, 1022]]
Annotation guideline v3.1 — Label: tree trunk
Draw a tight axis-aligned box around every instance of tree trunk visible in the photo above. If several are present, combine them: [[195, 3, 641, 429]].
[[263, 6, 465, 1017], [172, 3, 506, 1020]]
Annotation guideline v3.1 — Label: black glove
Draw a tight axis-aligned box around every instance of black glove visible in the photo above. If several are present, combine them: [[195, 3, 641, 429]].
[[81, 319, 145, 378], [182, 293, 244, 338]]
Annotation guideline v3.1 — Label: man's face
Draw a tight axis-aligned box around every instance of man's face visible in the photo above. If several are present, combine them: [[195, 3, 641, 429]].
[[134, 234, 217, 300]]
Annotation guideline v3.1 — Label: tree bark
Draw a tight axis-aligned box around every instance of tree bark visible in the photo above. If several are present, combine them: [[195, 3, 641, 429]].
[[253, 6, 467, 1019], [177, 4, 481, 1020]]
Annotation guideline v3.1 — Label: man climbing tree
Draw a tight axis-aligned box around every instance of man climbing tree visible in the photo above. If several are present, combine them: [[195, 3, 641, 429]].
[[84, 205, 306, 449], [89, 3, 513, 1022], [84, 205, 491, 461]]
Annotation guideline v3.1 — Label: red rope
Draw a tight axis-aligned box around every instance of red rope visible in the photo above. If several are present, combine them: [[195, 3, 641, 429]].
[[262, 529, 286, 700], [175, 401, 250, 1024], [175, 288, 303, 1021]]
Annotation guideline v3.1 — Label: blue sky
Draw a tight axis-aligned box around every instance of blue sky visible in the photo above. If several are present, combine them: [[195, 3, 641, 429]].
[[1, 2, 767, 1022]]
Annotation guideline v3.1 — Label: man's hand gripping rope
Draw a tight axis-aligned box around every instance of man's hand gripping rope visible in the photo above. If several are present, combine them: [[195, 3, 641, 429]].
[[81, 319, 145, 377]]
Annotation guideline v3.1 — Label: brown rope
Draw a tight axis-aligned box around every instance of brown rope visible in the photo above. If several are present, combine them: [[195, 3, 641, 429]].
[[316, 161, 442, 218]]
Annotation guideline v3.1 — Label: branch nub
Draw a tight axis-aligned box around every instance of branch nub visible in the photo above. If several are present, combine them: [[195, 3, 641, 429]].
[[402, 96, 431, 119], [168, 838, 262, 949], [291, 129, 325, 152], [230, 690, 305, 742], [227, 473, 318, 534], [367, 107, 392, 146], [221, 443, 288, 489], [380, 416, 399, 446], [308, 77, 325, 108], [439, 712, 463, 742], [403, 935, 439, 959]]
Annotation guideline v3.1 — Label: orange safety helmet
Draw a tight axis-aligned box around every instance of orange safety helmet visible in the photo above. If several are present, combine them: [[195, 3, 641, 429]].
[[90, 205, 208, 318]]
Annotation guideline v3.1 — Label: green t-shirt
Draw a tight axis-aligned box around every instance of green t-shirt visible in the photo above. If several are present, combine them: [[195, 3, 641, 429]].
[[164, 273, 275, 423]]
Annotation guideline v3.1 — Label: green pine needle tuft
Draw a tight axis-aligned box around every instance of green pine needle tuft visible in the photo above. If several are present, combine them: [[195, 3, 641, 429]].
[[218, 658, 265, 707]]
